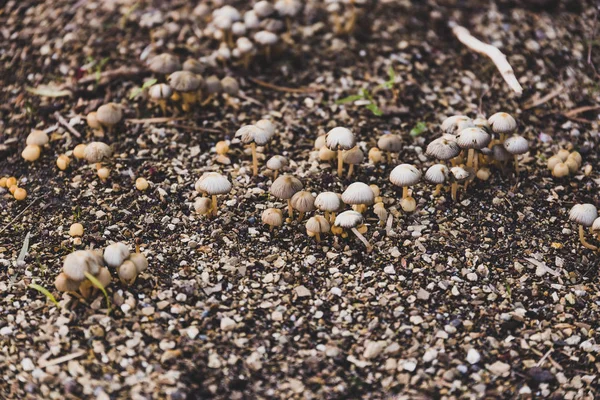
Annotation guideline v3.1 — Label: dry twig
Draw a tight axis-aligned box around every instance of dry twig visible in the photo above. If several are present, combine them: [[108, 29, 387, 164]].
[[53, 112, 82, 138]]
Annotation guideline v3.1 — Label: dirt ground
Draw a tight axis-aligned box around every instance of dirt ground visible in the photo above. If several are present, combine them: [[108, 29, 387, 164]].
[[1, 0, 599, 399]]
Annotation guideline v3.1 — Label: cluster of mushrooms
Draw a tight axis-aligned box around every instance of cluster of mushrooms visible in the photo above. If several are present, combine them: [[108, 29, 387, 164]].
[[55, 242, 148, 301], [0, 175, 27, 201], [547, 148, 586, 178], [569, 204, 600, 252]]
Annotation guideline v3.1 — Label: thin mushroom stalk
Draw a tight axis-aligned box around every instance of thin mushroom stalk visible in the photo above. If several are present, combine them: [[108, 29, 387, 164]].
[[337, 149, 344, 177], [578, 225, 598, 250], [347, 164, 354, 178], [250, 142, 258, 176], [211, 195, 218, 217], [434, 184, 443, 197], [451, 182, 459, 201], [181, 92, 196, 112], [287, 199, 294, 219], [297, 212, 305, 222], [158, 99, 167, 116], [402, 186, 409, 199], [314, 232, 321, 243], [351, 227, 373, 252]]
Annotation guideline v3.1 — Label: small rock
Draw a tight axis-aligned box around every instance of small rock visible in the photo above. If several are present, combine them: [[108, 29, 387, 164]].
[[295, 285, 311, 297], [363, 341, 386, 359], [466, 348, 481, 364], [220, 317, 236, 331], [487, 361, 510, 375]]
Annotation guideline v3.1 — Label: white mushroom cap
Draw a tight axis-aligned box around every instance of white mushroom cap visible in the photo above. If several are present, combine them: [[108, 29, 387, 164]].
[[104, 242, 130, 268], [255, 119, 275, 137], [235, 124, 271, 145], [129, 253, 148, 273], [266, 155, 288, 170], [63, 250, 103, 282], [236, 37, 254, 53], [213, 5, 241, 22], [390, 164, 421, 187], [341, 182, 374, 205], [262, 208, 283, 227], [195, 172, 232, 195], [270, 175, 303, 199], [291, 191, 315, 213], [84, 142, 112, 163], [148, 53, 181, 74], [450, 166, 470, 181], [254, 30, 278, 45], [26, 130, 49, 146], [377, 134, 402, 152], [326, 127, 355, 150], [472, 117, 490, 131], [314, 135, 326, 150], [504, 135, 529, 155], [334, 210, 363, 228], [96, 103, 123, 126], [275, 0, 302, 16], [218, 43, 232, 60], [306, 215, 330, 234], [315, 192, 341, 212], [441, 115, 473, 134], [254, 1, 275, 17], [592, 217, 600, 233], [232, 21, 247, 36], [426, 137, 460, 160], [425, 164, 449, 184], [148, 83, 173, 100], [488, 112, 517, 134], [569, 204, 598, 227], [194, 197, 212, 215], [456, 127, 491, 149], [244, 10, 261, 29]]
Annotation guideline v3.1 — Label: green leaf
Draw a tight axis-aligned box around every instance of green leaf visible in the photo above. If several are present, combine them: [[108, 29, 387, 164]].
[[129, 78, 157, 100], [17, 232, 31, 263], [142, 78, 157, 90], [387, 66, 396, 82], [84, 272, 111, 313], [335, 94, 365, 104], [410, 122, 427, 137], [29, 283, 60, 308], [366, 103, 383, 116]]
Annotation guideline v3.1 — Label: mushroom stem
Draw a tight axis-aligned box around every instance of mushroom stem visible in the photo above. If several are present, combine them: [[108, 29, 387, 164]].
[[347, 164, 354, 178], [269, 225, 274, 232], [514, 155, 519, 175], [467, 149, 475, 168], [287, 199, 294, 219], [242, 53, 251, 69], [250, 142, 258, 176], [402, 186, 409, 199], [211, 195, 218, 217], [451, 182, 458, 201], [201, 94, 214, 106], [325, 211, 330, 222], [181, 92, 196, 112], [297, 212, 305, 222], [386, 152, 392, 164], [500, 133, 507, 143], [158, 99, 167, 116], [579, 224, 598, 250], [434, 184, 442, 197], [337, 149, 344, 177], [265, 45, 271, 62], [351, 227, 373, 253], [315, 232, 321, 243], [273, 170, 279, 180], [330, 212, 336, 224]]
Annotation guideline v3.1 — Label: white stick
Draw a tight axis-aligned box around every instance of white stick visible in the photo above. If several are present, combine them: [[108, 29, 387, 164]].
[[451, 23, 523, 96]]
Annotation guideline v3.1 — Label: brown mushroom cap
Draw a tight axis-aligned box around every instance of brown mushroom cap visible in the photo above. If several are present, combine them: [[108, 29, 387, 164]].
[[291, 191, 315, 213], [129, 253, 148, 273], [262, 208, 283, 227], [96, 103, 123, 127], [148, 53, 181, 75], [118, 260, 138, 283], [205, 75, 223, 94], [377, 134, 402, 152], [55, 272, 81, 292], [221, 77, 239, 96], [182, 58, 205, 75], [342, 146, 364, 165], [270, 175, 303, 199], [168, 71, 201, 92], [306, 215, 330, 234]]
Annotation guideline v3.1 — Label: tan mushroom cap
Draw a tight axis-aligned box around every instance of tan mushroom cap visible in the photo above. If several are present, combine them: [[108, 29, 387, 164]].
[[129, 253, 148, 273], [55, 272, 81, 292], [390, 164, 421, 187], [341, 182, 374, 205], [63, 250, 102, 282], [326, 127, 356, 150], [194, 197, 212, 215], [195, 172, 232, 195], [315, 192, 341, 212], [262, 208, 283, 227], [84, 142, 112, 163], [149, 83, 173, 100], [306, 215, 330, 234], [168, 71, 201, 92], [103, 242, 130, 268], [456, 127, 491, 149], [441, 115, 473, 134], [377, 134, 402, 152], [569, 204, 598, 227], [182, 58, 204, 75], [96, 267, 112, 288], [96, 103, 123, 126], [592, 217, 600, 233], [504, 135, 529, 155], [221, 76, 239, 96], [334, 210, 363, 228], [205, 75, 223, 94], [235, 124, 271, 146], [425, 164, 449, 184], [26, 130, 49, 146], [426, 137, 460, 160], [118, 260, 138, 282], [266, 155, 288, 170], [270, 175, 303, 199], [450, 166, 470, 181], [148, 53, 181, 75], [488, 112, 517, 134], [342, 146, 364, 165], [291, 191, 315, 213]]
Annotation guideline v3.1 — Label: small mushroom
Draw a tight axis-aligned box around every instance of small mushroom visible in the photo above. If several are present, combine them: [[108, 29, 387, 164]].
[[63, 250, 102, 282], [425, 164, 449, 196], [183, 59, 204, 75], [254, 30, 279, 61], [341, 182, 374, 214], [569, 204, 598, 251], [334, 210, 372, 252], [96, 103, 123, 133], [290, 190, 315, 221], [221, 76, 240, 97], [69, 223, 84, 237], [129, 253, 148, 274], [194, 197, 213, 216], [21, 145, 41, 162], [591, 217, 600, 241], [487, 112, 517, 143], [377, 134, 402, 163], [389, 164, 421, 210], [148, 53, 181, 76], [274, 0, 302, 33], [306, 215, 330, 243], [26, 130, 49, 146], [266, 155, 288, 179], [236, 37, 255, 69], [456, 127, 491, 170], [118, 260, 138, 285], [194, 172, 232, 217], [168, 71, 202, 111], [503, 135, 529, 175], [255, 1, 275, 17], [73, 144, 87, 160], [552, 162, 569, 178], [441, 115, 474, 134], [55, 272, 81, 293], [270, 175, 303, 219], [13, 187, 27, 201], [425, 136, 461, 164], [149, 83, 172, 115], [325, 127, 356, 177], [368, 147, 383, 164], [262, 208, 284, 232], [342, 146, 364, 178], [56, 155, 70, 171], [244, 10, 261, 30], [373, 202, 387, 226], [104, 242, 130, 269], [235, 124, 272, 176], [315, 192, 342, 223], [450, 166, 470, 201], [84, 142, 112, 171], [135, 177, 149, 191]]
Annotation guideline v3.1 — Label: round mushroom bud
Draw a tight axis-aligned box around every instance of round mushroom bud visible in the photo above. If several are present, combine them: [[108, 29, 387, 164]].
[[275, 0, 302, 17], [87, 112, 102, 131], [73, 144, 87, 160], [547, 155, 562, 171], [569, 204, 598, 251], [183, 59, 204, 75], [148, 53, 181, 75], [503, 135, 529, 174], [254, 0, 275, 17], [441, 115, 474, 134], [389, 164, 421, 210], [84, 142, 112, 164], [262, 208, 284, 232], [13, 188, 27, 201], [69, 223, 84, 237], [194, 172, 232, 217], [96, 267, 112, 289], [97, 167, 110, 181], [373, 202, 387, 226], [319, 146, 337, 161], [326, 127, 356, 177], [552, 162, 569, 178], [266, 155, 288, 179], [235, 124, 272, 176], [456, 127, 491, 170], [221, 76, 240, 96], [26, 130, 49, 146], [135, 177, 149, 191], [104, 242, 130, 269], [565, 158, 579, 174], [205, 75, 223, 95], [56, 154, 70, 170], [568, 151, 582, 167], [425, 164, 449, 196], [270, 175, 303, 219], [21, 145, 41, 162], [253, 30, 278, 61], [342, 182, 374, 214], [236, 37, 255, 68], [342, 146, 364, 178], [377, 134, 402, 163], [426, 136, 460, 162], [63, 250, 102, 282], [55, 272, 81, 292], [232, 21, 247, 37], [591, 217, 600, 240], [487, 112, 517, 142], [306, 215, 330, 243], [96, 103, 123, 131], [315, 192, 341, 224], [244, 10, 260, 29], [129, 253, 148, 274], [314, 135, 326, 150], [215, 141, 230, 155], [194, 197, 212, 216], [450, 166, 470, 201], [118, 260, 138, 285], [368, 147, 383, 164], [334, 210, 372, 252], [291, 191, 315, 221], [148, 83, 172, 115], [168, 71, 201, 111]]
